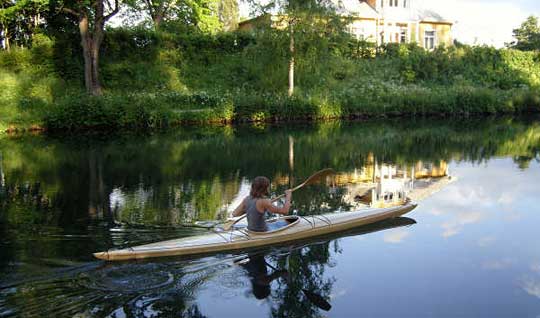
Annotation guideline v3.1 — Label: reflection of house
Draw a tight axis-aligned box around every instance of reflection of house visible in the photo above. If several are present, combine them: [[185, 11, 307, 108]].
[[237, 151, 450, 210], [238, 0, 453, 50], [341, 156, 450, 208], [411, 160, 448, 179]]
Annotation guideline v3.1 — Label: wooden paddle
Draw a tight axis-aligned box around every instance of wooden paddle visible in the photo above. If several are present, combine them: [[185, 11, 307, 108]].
[[222, 168, 336, 231]]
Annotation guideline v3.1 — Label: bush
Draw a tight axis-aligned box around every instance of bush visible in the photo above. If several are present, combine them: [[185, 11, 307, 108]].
[[43, 91, 235, 131]]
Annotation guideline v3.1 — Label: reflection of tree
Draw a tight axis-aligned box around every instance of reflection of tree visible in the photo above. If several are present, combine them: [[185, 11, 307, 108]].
[[262, 217, 416, 317], [270, 243, 334, 318], [115, 175, 241, 226], [513, 155, 533, 170], [88, 149, 110, 219], [1, 116, 539, 253], [117, 298, 208, 318], [0, 151, 4, 188], [240, 253, 288, 300]]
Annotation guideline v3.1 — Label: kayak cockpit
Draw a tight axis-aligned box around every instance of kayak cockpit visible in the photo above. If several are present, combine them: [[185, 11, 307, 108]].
[[248, 216, 300, 235]]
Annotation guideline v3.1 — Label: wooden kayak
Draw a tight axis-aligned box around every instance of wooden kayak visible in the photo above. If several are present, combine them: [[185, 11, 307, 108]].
[[94, 201, 417, 261]]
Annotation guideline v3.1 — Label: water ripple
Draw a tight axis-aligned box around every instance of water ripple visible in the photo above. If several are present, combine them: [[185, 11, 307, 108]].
[[79, 263, 175, 293]]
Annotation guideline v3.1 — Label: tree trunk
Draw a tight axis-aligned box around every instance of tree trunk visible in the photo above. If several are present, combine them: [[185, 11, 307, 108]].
[[0, 152, 4, 188], [153, 14, 163, 28], [288, 22, 295, 97], [4, 26, 10, 51], [79, 13, 103, 95], [65, 0, 118, 95], [146, 0, 166, 29], [0, 23, 3, 50], [88, 149, 110, 219]]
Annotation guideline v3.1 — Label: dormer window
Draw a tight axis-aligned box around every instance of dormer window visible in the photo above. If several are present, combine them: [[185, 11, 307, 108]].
[[384, 0, 407, 8]]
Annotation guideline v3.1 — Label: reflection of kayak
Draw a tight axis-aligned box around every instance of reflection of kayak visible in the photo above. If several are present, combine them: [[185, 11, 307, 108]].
[[94, 201, 417, 261]]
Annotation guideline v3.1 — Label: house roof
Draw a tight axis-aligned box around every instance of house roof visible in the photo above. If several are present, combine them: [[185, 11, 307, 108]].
[[334, 0, 453, 24], [334, 0, 379, 18], [415, 9, 453, 24]]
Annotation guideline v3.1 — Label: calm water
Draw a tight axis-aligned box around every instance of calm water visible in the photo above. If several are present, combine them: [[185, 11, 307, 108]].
[[1, 117, 540, 317]]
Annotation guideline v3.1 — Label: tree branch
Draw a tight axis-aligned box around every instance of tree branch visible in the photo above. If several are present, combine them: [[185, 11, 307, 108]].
[[104, 0, 119, 21], [61, 6, 81, 18]]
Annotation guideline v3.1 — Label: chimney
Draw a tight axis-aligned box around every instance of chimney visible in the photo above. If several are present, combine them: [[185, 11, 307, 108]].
[[364, 0, 377, 8]]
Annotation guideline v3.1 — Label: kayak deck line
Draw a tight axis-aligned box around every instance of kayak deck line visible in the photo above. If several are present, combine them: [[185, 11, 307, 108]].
[[94, 201, 417, 261]]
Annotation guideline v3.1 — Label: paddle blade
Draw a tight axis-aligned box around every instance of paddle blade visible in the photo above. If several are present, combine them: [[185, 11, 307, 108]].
[[302, 289, 332, 311], [221, 220, 234, 231]]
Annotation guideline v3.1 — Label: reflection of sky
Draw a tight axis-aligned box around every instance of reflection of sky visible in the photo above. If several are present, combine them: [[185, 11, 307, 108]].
[[182, 158, 540, 317], [319, 158, 540, 317], [383, 228, 411, 243]]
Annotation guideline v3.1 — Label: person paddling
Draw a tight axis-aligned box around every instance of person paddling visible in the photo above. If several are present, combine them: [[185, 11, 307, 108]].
[[232, 176, 292, 232]]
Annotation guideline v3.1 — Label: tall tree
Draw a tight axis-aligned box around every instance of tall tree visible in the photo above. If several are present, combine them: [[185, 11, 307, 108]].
[[0, 0, 48, 50], [507, 15, 540, 51], [0, 0, 13, 50], [218, 0, 237, 31], [246, 0, 349, 96], [124, 0, 221, 31], [58, 0, 120, 95]]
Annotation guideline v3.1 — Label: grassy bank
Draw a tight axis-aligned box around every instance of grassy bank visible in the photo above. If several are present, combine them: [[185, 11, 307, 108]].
[[38, 86, 539, 131], [1, 30, 540, 132]]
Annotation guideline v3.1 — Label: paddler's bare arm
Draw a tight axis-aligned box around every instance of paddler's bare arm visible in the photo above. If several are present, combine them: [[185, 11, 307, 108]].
[[259, 190, 292, 215], [232, 198, 247, 217]]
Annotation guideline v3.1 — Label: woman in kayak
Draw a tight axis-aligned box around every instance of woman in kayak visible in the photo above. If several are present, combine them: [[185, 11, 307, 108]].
[[232, 176, 292, 232]]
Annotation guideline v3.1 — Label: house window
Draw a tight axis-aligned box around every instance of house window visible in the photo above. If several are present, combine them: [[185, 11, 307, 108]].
[[388, 0, 398, 7], [424, 30, 436, 49], [400, 30, 407, 43], [349, 26, 365, 40], [403, 0, 407, 7]]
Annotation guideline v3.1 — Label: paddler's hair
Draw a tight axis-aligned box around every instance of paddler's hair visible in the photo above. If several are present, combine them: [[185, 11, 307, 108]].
[[250, 176, 270, 198]]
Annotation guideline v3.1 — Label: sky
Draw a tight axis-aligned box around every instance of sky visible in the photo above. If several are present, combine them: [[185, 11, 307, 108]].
[[240, 0, 540, 48], [421, 0, 540, 47]]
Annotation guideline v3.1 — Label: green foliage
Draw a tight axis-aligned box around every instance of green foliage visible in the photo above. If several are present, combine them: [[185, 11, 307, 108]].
[[123, 0, 222, 32], [507, 15, 540, 51], [2, 25, 540, 132], [0, 34, 66, 131], [0, 0, 49, 49], [43, 91, 234, 130], [374, 43, 540, 89]]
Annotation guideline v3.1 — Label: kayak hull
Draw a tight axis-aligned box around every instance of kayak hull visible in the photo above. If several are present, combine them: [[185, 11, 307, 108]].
[[94, 201, 417, 261]]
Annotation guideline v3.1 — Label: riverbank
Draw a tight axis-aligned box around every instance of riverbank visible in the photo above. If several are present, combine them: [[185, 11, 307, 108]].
[[2, 31, 540, 133], [3, 86, 540, 133]]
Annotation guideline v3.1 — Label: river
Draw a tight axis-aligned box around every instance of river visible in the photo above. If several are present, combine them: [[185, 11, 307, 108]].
[[1, 116, 540, 317]]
